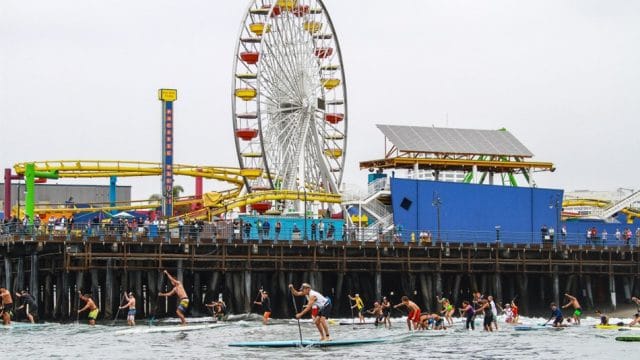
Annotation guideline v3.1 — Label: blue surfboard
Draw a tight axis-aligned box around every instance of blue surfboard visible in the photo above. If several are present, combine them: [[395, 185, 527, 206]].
[[229, 338, 387, 348]]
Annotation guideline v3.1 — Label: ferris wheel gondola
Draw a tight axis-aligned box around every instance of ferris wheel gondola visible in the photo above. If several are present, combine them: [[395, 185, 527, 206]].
[[232, 0, 348, 206]]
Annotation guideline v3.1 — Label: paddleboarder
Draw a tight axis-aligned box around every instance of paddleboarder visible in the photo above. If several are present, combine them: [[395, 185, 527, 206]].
[[0, 287, 13, 325], [206, 294, 227, 321], [159, 270, 189, 325], [348, 294, 365, 324], [119, 292, 136, 326], [78, 291, 99, 326], [561, 293, 582, 325], [393, 296, 421, 330], [546, 302, 564, 327], [594, 309, 608, 326], [15, 290, 38, 323], [460, 300, 475, 330], [288, 283, 332, 341], [381, 296, 392, 329], [366, 301, 383, 326], [253, 289, 272, 325]]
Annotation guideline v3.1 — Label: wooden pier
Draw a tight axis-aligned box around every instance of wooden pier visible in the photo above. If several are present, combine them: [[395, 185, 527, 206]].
[[1, 232, 639, 322]]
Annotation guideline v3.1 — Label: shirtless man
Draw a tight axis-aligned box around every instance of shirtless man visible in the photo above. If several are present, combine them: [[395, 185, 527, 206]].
[[206, 295, 227, 322], [394, 296, 421, 330], [119, 292, 136, 326], [629, 296, 640, 326], [159, 270, 189, 325], [0, 288, 13, 325], [562, 293, 582, 325], [78, 292, 99, 325], [366, 301, 384, 326], [289, 283, 332, 341], [15, 290, 38, 323]]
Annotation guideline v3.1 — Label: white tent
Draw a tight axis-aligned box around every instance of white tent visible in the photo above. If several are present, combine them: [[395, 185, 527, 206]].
[[112, 211, 134, 218]]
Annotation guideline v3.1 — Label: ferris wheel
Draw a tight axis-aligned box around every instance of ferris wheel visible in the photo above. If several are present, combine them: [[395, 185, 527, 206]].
[[232, 0, 348, 198]]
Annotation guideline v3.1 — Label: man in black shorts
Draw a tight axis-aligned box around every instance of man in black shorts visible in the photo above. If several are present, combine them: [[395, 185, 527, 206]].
[[16, 290, 38, 323]]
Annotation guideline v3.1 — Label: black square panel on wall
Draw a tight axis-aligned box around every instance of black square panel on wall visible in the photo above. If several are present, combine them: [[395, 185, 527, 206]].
[[400, 197, 412, 210]]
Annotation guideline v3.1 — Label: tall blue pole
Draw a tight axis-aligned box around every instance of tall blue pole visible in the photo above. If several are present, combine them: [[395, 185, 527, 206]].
[[109, 176, 117, 214]]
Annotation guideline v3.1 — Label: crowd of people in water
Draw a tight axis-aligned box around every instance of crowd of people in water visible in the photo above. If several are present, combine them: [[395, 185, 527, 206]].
[[3, 275, 640, 341]]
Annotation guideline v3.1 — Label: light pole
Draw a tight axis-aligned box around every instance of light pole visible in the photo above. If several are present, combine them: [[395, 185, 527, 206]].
[[495, 225, 501, 243], [300, 187, 308, 241], [432, 191, 442, 243], [549, 195, 561, 245]]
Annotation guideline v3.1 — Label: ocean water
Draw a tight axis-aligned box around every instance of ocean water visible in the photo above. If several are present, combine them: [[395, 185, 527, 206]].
[[1, 315, 636, 359]]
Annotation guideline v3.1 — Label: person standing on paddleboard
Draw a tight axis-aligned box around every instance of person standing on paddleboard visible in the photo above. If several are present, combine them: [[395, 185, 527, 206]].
[[289, 283, 332, 341], [393, 296, 421, 330], [348, 294, 365, 324], [119, 292, 137, 326], [547, 302, 564, 327], [159, 270, 189, 325], [562, 293, 582, 325], [254, 289, 272, 325], [78, 291, 99, 326], [15, 290, 38, 323], [0, 287, 13, 325], [381, 296, 392, 329]]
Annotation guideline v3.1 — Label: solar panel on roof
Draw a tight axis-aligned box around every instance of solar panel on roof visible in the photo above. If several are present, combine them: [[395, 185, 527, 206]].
[[376, 125, 533, 157]]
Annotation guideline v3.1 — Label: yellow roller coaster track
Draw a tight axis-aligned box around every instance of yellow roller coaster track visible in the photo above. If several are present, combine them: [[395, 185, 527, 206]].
[[562, 198, 640, 222], [14, 161, 342, 219], [169, 190, 343, 224], [13, 160, 261, 185]]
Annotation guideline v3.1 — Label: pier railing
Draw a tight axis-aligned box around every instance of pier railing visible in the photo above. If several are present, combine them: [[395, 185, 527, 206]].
[[1, 221, 638, 249]]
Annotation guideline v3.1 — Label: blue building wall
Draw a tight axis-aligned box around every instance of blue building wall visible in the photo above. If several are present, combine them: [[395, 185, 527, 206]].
[[390, 178, 564, 244]]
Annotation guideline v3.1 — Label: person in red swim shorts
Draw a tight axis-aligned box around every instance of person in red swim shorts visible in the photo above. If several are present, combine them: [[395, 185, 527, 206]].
[[394, 295, 421, 330]]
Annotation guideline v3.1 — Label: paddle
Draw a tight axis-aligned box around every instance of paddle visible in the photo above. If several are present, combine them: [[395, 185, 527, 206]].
[[349, 296, 355, 327], [289, 287, 304, 346], [111, 293, 127, 326], [75, 290, 81, 325]]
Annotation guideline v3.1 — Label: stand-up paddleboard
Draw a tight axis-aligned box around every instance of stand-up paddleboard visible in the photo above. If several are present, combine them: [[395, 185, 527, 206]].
[[514, 325, 564, 331], [615, 335, 640, 342], [339, 322, 375, 326], [115, 322, 226, 335], [229, 338, 387, 348], [617, 327, 640, 332]]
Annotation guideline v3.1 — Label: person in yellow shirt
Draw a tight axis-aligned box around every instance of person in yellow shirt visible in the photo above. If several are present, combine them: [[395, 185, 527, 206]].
[[348, 294, 365, 324]]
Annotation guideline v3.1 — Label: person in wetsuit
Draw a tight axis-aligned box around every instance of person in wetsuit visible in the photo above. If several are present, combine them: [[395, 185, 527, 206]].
[[547, 303, 564, 327], [15, 290, 38, 323]]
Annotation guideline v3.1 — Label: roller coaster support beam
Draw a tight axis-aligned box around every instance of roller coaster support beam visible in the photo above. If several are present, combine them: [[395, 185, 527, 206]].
[[110, 176, 117, 214], [24, 163, 59, 224], [4, 168, 48, 219]]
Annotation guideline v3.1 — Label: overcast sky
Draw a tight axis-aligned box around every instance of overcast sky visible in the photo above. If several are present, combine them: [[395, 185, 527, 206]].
[[1, 0, 639, 200]]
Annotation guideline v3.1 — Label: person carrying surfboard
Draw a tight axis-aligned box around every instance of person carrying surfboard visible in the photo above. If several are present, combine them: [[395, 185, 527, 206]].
[[253, 289, 272, 325], [289, 283, 332, 341], [561, 293, 582, 325], [159, 270, 189, 325], [348, 294, 365, 324]]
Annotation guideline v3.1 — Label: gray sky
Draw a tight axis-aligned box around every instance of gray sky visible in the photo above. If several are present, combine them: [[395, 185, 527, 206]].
[[2, 0, 639, 200]]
